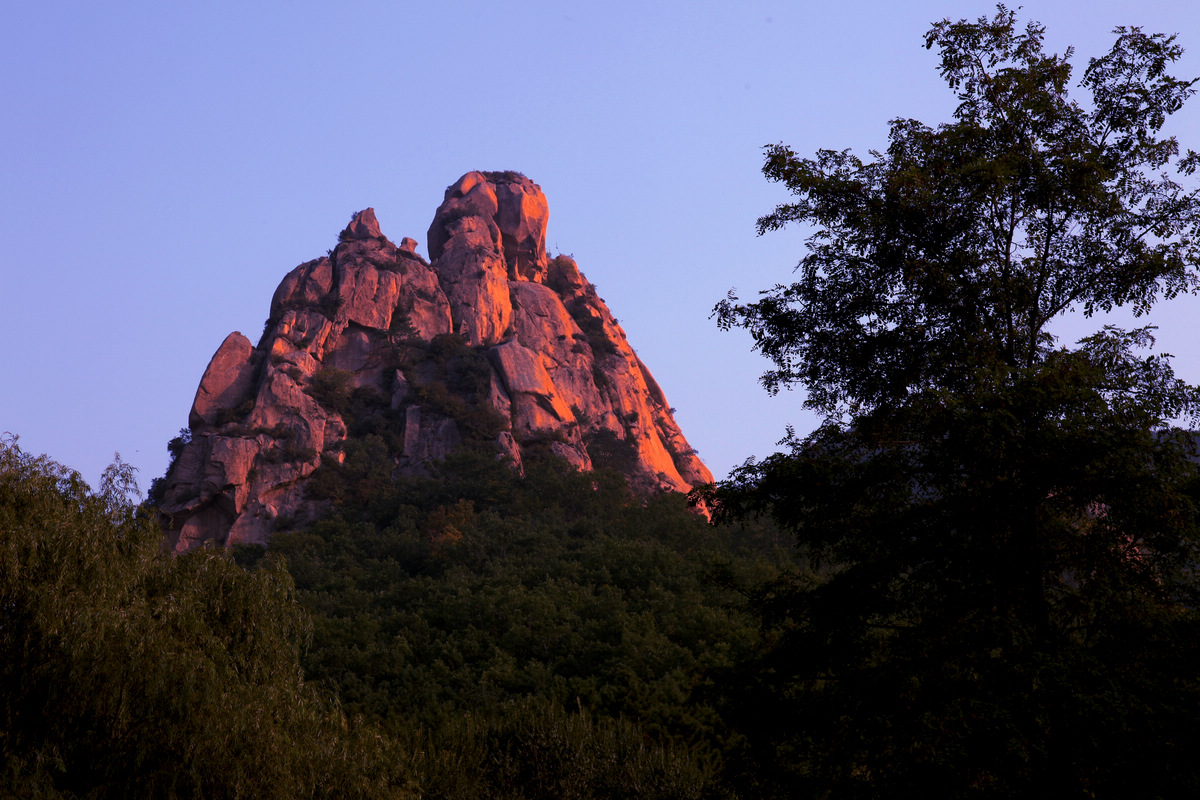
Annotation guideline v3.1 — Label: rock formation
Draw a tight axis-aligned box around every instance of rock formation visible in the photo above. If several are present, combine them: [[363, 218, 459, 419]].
[[158, 171, 712, 552]]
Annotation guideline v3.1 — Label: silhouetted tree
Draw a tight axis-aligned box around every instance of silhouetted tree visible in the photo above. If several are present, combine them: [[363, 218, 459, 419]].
[[707, 7, 1200, 797]]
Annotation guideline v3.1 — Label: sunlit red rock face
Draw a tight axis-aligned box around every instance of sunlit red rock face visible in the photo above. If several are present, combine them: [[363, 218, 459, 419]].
[[159, 171, 713, 552]]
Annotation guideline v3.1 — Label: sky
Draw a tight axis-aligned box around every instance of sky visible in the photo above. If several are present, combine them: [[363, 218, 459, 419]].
[[3, 0, 1199, 491]]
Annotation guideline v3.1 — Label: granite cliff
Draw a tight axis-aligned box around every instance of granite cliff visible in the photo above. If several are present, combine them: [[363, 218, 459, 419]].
[[158, 171, 712, 552]]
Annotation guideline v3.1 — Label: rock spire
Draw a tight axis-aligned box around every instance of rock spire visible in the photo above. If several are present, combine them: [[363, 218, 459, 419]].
[[158, 171, 712, 552]]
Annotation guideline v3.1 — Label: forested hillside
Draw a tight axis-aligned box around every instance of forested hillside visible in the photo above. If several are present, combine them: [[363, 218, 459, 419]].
[[265, 449, 785, 741], [2, 435, 791, 799]]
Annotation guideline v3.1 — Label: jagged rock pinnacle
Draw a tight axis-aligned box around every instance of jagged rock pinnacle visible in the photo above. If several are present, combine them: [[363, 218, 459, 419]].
[[342, 207, 383, 240], [428, 171, 549, 280], [159, 172, 712, 552]]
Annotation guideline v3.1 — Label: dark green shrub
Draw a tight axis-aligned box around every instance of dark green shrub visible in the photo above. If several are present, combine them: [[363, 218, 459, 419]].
[[481, 170, 528, 183], [213, 397, 256, 427], [306, 367, 354, 414], [569, 306, 620, 357], [399, 700, 726, 800]]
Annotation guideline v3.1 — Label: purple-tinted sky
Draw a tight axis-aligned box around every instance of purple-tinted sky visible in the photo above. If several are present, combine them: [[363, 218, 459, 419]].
[[3, 1, 1199, 491]]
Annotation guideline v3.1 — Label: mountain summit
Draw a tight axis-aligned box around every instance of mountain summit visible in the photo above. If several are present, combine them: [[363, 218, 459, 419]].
[[159, 171, 713, 552]]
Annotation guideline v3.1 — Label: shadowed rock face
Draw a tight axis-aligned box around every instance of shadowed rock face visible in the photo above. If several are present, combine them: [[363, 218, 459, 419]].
[[159, 171, 713, 552]]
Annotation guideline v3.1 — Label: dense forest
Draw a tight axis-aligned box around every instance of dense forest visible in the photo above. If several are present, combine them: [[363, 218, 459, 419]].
[[1, 434, 793, 799], [6, 8, 1200, 799]]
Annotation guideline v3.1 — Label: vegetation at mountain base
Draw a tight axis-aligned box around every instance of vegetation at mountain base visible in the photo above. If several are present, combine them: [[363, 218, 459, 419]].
[[705, 6, 1200, 797], [2, 432, 788, 798], [0, 435, 413, 799], [269, 449, 788, 742]]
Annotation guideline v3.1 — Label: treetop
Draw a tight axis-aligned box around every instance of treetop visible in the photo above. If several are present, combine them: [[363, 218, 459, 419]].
[[722, 5, 1200, 417]]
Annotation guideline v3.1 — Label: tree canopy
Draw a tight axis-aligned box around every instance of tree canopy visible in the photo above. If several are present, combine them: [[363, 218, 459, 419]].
[[718, 7, 1199, 414], [0, 434, 412, 799], [266, 447, 790, 795], [707, 7, 1200, 798]]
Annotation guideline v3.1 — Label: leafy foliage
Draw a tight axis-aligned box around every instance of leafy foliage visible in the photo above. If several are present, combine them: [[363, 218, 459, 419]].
[[706, 8, 1200, 798], [0, 435, 412, 799], [272, 449, 789, 786], [720, 9, 1199, 413], [307, 366, 356, 414], [146, 426, 192, 507], [8, 434, 752, 798], [397, 699, 718, 800], [481, 170, 529, 183], [401, 334, 508, 444]]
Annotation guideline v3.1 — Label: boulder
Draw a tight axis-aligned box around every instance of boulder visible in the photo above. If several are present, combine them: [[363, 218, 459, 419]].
[[427, 171, 502, 262], [271, 258, 334, 316], [189, 333, 257, 430], [489, 338, 574, 439], [494, 177, 549, 281], [431, 214, 512, 346], [341, 207, 383, 240], [335, 261, 405, 331]]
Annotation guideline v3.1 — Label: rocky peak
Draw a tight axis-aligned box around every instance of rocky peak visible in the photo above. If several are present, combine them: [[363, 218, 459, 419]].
[[158, 172, 713, 553], [341, 207, 384, 241], [428, 171, 549, 281]]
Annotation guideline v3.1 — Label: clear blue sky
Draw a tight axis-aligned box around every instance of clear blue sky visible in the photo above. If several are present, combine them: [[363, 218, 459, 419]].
[[3, 1, 1198, 491]]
